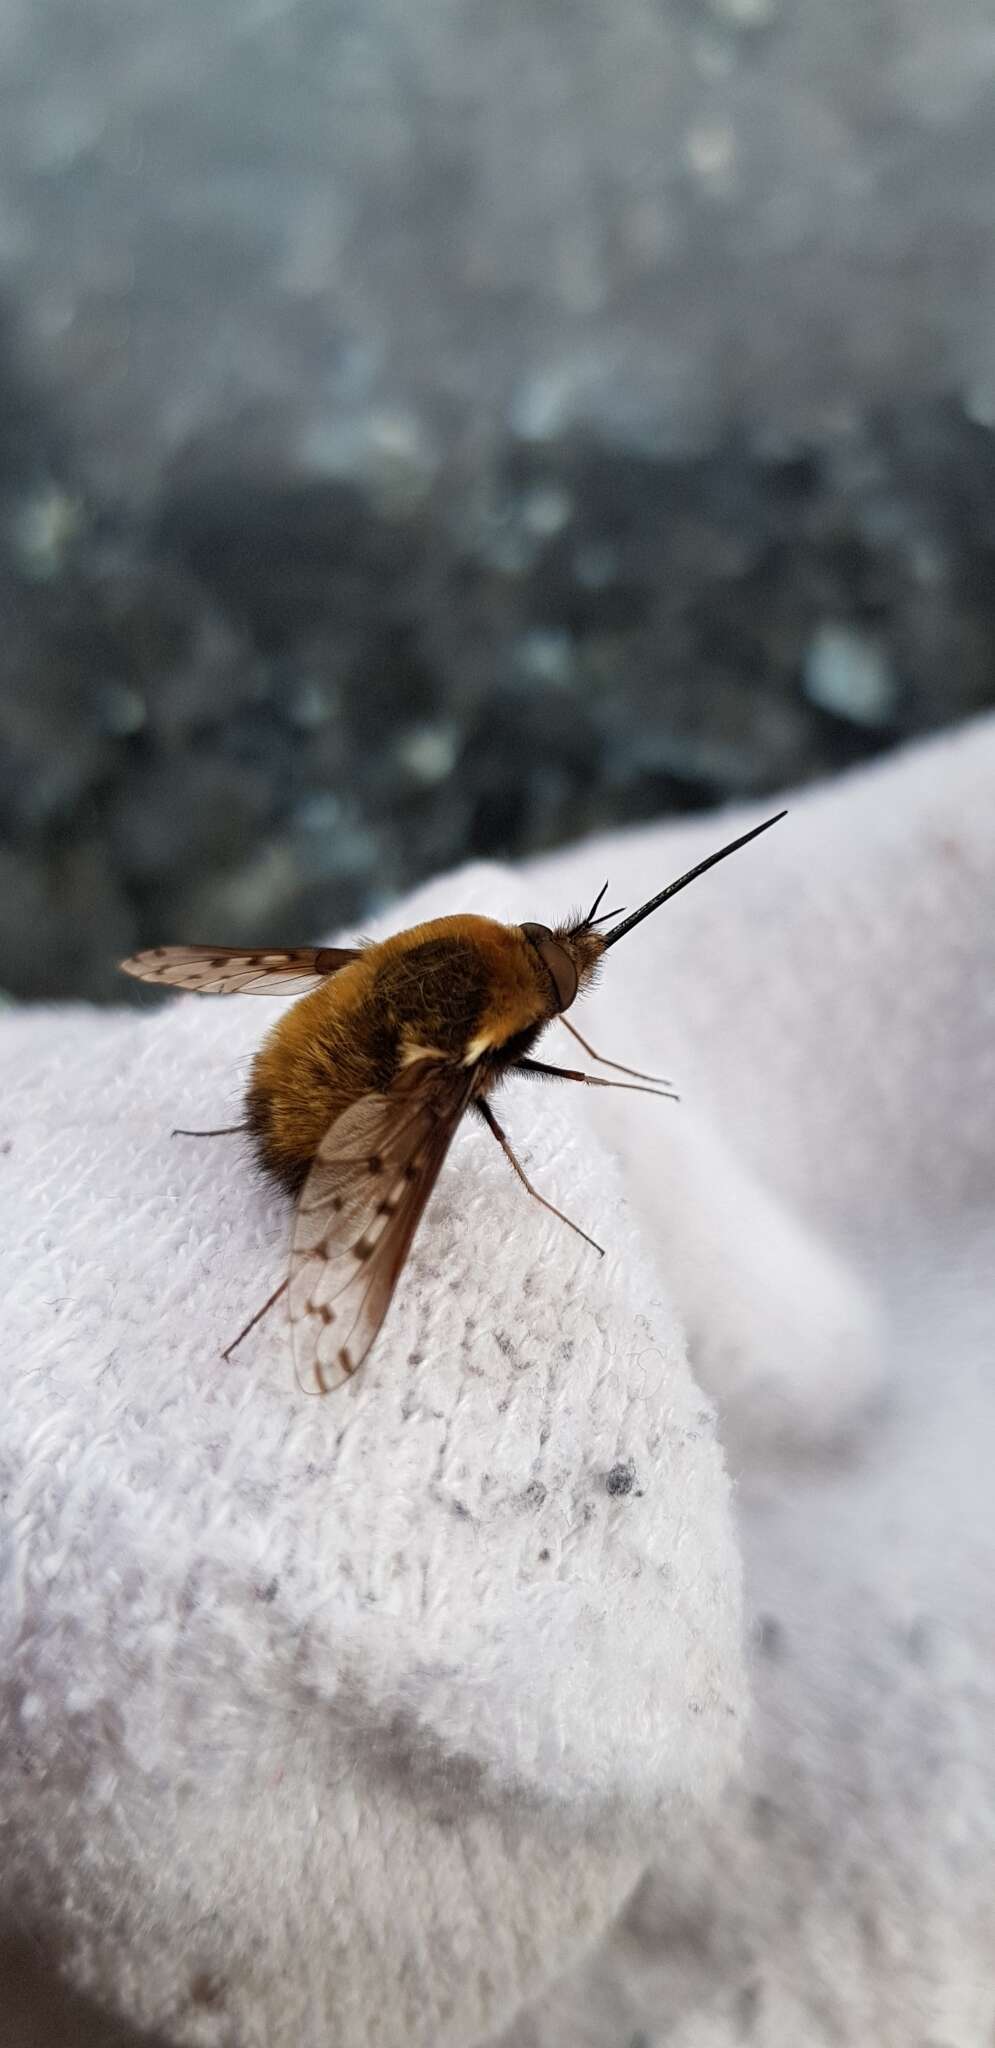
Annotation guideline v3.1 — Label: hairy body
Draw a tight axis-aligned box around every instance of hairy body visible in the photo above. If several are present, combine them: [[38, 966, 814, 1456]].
[[120, 812, 782, 1387], [246, 915, 554, 1194]]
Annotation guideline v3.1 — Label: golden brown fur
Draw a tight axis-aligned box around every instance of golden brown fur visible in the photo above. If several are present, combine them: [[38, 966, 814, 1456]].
[[118, 812, 783, 1392], [245, 914, 589, 1193]]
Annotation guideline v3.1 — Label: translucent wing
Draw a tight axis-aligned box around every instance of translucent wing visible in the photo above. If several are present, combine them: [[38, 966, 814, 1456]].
[[119, 944, 360, 996], [290, 1070, 474, 1392]]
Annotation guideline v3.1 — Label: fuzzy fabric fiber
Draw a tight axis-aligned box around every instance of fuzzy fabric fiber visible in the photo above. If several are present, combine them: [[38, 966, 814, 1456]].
[[2, 715, 992, 2047]]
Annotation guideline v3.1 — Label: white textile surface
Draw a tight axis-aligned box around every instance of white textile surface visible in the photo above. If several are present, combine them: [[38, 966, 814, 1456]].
[[1, 715, 992, 2048], [498, 712, 995, 2048]]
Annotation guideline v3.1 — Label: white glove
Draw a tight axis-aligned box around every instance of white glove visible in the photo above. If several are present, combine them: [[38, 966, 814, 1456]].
[[499, 711, 995, 2047], [7, 710, 986, 2048], [0, 859, 748, 2047]]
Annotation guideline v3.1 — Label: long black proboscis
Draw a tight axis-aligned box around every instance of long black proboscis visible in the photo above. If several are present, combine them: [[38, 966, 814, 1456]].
[[599, 810, 787, 951]]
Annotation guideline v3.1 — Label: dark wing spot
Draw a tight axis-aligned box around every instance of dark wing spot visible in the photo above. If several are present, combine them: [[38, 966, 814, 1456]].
[[339, 1347, 355, 1377], [314, 1358, 329, 1394], [331, 1194, 344, 1212], [367, 1153, 384, 1175], [353, 1235, 375, 1262]]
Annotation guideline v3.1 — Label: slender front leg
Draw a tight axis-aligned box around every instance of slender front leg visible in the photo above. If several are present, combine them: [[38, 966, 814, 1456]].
[[514, 1057, 678, 1102], [559, 1015, 672, 1088], [172, 1124, 249, 1138], [474, 1099, 603, 1255]]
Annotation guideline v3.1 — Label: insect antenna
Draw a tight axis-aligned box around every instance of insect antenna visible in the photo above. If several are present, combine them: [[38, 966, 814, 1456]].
[[599, 811, 786, 951], [584, 880, 610, 925], [569, 883, 625, 935]]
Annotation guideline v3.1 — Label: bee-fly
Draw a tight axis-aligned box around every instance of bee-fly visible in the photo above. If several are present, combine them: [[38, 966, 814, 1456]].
[[120, 811, 785, 1392]]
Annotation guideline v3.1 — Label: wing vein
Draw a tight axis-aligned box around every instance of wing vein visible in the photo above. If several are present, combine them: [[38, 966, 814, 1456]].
[[289, 1075, 473, 1391]]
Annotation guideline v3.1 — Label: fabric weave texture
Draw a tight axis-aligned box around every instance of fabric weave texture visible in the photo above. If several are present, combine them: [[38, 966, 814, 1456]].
[[1, 714, 992, 2048]]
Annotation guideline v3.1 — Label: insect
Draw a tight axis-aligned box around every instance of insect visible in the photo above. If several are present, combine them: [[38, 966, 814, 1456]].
[[120, 811, 784, 1392]]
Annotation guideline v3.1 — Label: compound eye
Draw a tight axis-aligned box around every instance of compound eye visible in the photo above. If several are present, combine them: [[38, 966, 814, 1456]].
[[522, 925, 578, 1013]]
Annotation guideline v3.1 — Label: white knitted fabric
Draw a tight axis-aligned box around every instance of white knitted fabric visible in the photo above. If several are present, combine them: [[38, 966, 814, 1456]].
[[498, 713, 995, 2048], [2, 715, 992, 2048], [1, 869, 745, 2044], [500, 1218, 995, 2048]]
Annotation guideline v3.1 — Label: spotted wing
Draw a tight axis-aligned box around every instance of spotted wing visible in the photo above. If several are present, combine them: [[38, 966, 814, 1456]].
[[290, 1071, 474, 1392], [119, 944, 360, 996]]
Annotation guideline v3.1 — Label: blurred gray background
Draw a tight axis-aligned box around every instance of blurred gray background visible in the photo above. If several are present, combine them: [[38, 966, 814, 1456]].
[[2, 0, 995, 1001]]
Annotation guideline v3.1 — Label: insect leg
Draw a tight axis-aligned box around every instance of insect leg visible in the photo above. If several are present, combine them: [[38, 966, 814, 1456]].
[[172, 1124, 249, 1137], [474, 1098, 604, 1256], [514, 1057, 679, 1102], [222, 1278, 289, 1361], [558, 1016, 672, 1088]]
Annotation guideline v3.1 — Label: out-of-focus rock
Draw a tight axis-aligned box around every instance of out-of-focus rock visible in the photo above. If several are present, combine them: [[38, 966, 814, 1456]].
[[0, 0, 994, 999], [2, 0, 993, 495]]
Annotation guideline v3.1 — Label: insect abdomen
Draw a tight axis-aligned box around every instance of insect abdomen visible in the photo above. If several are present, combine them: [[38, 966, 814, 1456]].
[[246, 980, 374, 1194]]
